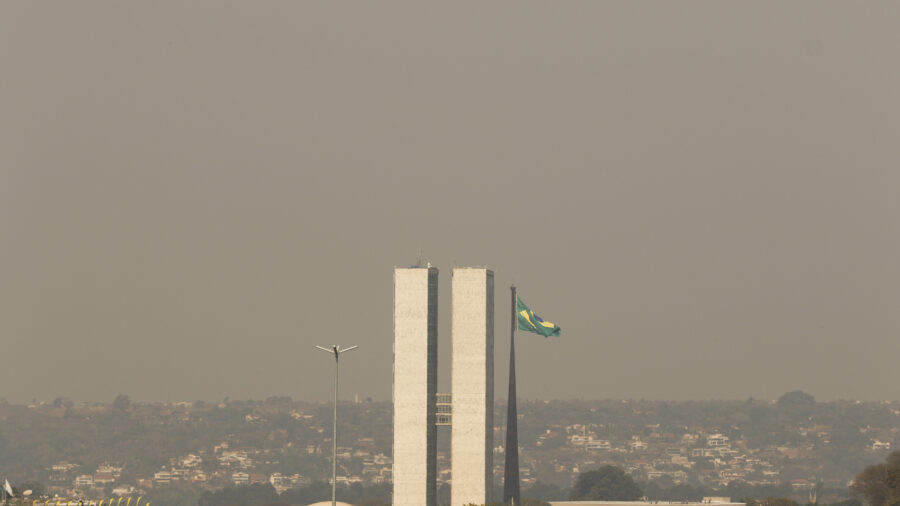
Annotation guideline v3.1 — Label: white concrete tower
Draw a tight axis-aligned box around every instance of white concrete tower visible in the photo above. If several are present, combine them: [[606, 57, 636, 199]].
[[451, 267, 495, 506], [393, 266, 438, 506]]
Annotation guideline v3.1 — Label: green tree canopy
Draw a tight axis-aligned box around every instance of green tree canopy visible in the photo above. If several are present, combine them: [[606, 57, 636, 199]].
[[570, 465, 643, 501], [524, 481, 568, 501], [851, 451, 900, 506], [777, 390, 815, 409], [744, 498, 799, 506], [112, 394, 131, 410]]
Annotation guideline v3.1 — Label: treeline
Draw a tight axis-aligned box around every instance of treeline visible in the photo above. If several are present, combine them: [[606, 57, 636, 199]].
[[643, 480, 852, 503], [150, 452, 900, 506], [196, 482, 390, 506], [3, 391, 899, 492], [515, 391, 899, 453], [851, 451, 900, 506], [524, 474, 856, 505], [0, 397, 391, 484], [520, 478, 834, 503], [188, 482, 550, 506]]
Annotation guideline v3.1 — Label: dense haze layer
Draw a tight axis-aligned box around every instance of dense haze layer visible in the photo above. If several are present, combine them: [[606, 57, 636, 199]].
[[2, 2, 899, 403]]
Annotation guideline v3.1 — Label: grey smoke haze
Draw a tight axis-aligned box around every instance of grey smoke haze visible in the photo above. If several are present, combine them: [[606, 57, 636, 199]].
[[2, 2, 899, 404]]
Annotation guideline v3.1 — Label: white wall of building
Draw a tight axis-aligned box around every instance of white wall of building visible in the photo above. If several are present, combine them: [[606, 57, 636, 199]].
[[393, 267, 438, 506], [451, 267, 494, 506]]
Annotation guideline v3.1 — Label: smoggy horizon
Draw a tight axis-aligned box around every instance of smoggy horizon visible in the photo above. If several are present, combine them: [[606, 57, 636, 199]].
[[8, 391, 880, 406], [3, 2, 899, 404]]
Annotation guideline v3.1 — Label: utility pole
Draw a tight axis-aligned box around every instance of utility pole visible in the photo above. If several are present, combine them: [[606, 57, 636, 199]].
[[315, 344, 358, 506]]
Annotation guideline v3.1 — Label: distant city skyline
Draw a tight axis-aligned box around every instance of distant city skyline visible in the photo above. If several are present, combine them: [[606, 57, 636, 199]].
[[5, 396, 896, 498], [3, 2, 900, 404]]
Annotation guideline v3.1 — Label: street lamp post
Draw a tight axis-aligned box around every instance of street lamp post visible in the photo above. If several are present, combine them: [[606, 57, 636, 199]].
[[315, 344, 358, 506]]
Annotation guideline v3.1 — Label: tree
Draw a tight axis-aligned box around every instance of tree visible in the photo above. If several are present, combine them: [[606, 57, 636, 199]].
[[851, 452, 900, 506], [197, 483, 278, 506], [521, 499, 552, 506], [112, 394, 131, 410], [523, 481, 568, 501], [17, 480, 44, 497], [570, 465, 643, 501], [146, 482, 202, 506], [279, 482, 338, 505], [777, 391, 815, 409], [745, 499, 799, 506], [52, 397, 72, 409]]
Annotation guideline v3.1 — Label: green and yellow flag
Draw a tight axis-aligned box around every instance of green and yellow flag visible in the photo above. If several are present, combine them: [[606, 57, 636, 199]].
[[517, 297, 561, 337]]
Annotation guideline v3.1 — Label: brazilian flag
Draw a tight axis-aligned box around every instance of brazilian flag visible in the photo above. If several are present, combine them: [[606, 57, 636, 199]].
[[517, 297, 561, 337]]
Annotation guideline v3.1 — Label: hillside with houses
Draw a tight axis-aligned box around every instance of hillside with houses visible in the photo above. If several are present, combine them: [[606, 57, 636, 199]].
[[0, 392, 896, 503]]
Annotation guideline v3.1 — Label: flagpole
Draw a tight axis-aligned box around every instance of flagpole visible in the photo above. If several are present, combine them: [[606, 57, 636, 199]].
[[503, 285, 521, 505]]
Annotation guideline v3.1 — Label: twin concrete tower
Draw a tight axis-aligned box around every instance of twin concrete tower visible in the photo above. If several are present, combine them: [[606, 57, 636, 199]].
[[393, 266, 494, 506]]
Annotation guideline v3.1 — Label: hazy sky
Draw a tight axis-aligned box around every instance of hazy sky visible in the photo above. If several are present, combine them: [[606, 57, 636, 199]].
[[2, 2, 899, 404]]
